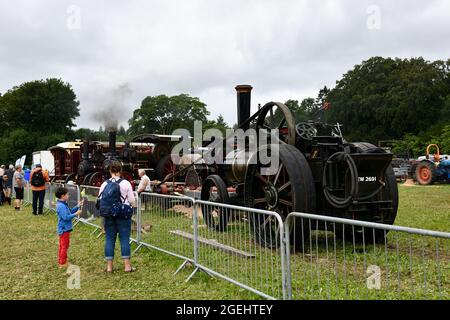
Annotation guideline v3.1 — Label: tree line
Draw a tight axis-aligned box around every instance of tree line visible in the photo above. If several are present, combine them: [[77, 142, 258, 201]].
[[1, 56, 449, 165]]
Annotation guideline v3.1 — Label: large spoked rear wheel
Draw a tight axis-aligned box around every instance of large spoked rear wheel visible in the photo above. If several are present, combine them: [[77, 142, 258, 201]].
[[201, 175, 230, 232], [244, 144, 316, 248]]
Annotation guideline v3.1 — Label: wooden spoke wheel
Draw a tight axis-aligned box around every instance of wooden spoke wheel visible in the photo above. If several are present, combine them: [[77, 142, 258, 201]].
[[156, 155, 176, 180], [244, 144, 316, 248], [200, 175, 230, 232], [88, 172, 104, 187], [82, 173, 94, 186]]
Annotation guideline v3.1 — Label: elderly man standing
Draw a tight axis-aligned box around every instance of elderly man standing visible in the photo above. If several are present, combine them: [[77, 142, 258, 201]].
[[30, 164, 50, 215], [137, 169, 152, 194]]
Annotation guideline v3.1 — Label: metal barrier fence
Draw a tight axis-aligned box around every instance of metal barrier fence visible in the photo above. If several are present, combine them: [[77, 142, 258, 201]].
[[43, 183, 63, 213], [134, 192, 196, 270], [34, 183, 449, 300], [23, 183, 32, 206], [192, 200, 287, 300], [285, 213, 450, 300], [76, 185, 103, 233], [65, 184, 80, 210]]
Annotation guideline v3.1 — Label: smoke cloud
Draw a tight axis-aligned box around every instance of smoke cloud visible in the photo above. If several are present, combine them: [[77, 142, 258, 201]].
[[93, 83, 132, 131]]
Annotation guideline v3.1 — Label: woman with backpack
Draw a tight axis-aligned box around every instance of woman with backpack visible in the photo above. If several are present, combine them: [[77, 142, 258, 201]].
[[97, 161, 136, 273], [30, 164, 50, 215]]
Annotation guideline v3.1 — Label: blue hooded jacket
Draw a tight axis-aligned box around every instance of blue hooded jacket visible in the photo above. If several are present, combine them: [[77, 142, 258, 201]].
[[56, 200, 79, 235]]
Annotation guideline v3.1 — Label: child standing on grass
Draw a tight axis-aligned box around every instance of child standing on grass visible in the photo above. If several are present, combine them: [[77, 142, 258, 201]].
[[55, 187, 83, 268]]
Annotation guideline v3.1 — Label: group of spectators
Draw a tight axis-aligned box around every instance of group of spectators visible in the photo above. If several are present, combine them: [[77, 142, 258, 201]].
[[0, 164, 20, 208], [1, 162, 154, 273], [0, 163, 49, 213]]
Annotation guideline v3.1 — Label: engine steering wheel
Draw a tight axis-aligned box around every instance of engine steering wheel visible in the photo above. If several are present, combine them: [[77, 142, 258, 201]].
[[296, 122, 317, 140]]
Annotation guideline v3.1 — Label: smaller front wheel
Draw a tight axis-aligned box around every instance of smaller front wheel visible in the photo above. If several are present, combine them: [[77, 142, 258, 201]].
[[415, 161, 435, 185], [200, 175, 230, 232]]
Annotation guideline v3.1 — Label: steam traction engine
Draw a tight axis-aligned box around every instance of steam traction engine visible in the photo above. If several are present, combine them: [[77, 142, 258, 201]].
[[65, 131, 181, 188], [160, 85, 399, 246]]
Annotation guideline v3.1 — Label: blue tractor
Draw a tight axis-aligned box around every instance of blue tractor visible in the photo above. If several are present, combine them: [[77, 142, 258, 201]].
[[412, 144, 450, 185]]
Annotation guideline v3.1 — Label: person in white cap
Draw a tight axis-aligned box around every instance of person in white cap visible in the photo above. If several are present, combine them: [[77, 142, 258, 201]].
[[137, 169, 152, 194]]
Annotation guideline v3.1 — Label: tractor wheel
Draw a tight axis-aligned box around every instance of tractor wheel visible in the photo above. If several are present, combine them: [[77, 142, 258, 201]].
[[82, 173, 94, 186], [200, 175, 230, 232], [342, 143, 399, 244], [244, 144, 316, 248], [415, 161, 435, 185], [155, 155, 176, 181], [88, 172, 104, 188]]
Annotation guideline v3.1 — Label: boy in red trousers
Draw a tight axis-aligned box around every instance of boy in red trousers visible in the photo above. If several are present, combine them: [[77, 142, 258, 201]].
[[55, 187, 83, 268]]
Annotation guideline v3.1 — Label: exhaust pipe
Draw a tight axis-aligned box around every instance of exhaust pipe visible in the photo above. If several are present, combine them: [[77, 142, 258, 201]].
[[235, 85, 253, 131], [82, 140, 90, 160]]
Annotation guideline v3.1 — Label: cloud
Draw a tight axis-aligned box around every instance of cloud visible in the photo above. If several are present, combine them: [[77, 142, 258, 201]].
[[0, 0, 449, 130]]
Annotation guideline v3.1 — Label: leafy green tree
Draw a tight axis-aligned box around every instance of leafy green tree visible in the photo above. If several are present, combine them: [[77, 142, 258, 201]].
[[284, 99, 310, 122], [439, 125, 450, 154], [117, 125, 127, 142], [299, 98, 316, 114], [326, 57, 450, 143], [128, 94, 210, 136], [391, 134, 425, 158], [0, 79, 79, 164], [203, 114, 229, 136], [0, 78, 79, 136]]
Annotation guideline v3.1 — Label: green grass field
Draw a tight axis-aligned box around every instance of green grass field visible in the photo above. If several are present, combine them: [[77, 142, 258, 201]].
[[0, 184, 448, 300]]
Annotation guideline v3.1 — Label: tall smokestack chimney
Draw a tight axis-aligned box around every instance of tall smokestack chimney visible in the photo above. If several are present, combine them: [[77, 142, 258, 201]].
[[235, 85, 253, 131], [109, 131, 117, 155], [82, 140, 90, 160]]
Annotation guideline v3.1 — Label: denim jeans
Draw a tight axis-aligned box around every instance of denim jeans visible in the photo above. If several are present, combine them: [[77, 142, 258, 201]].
[[104, 217, 132, 260]]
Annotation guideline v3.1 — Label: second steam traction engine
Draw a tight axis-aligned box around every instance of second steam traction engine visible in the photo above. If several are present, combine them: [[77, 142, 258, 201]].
[[64, 131, 181, 188]]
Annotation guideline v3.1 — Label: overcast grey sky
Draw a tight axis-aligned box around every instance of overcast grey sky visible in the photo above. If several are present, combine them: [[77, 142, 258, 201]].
[[1, 0, 449, 130]]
